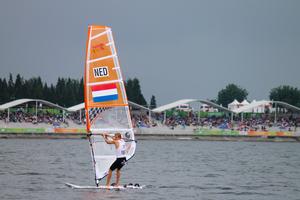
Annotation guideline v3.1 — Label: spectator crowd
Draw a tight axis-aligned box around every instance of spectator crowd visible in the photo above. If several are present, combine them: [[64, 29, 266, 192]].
[[1, 109, 299, 132], [154, 112, 300, 132]]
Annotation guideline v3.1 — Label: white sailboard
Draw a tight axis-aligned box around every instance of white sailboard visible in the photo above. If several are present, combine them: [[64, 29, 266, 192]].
[[65, 182, 144, 190], [66, 25, 137, 189]]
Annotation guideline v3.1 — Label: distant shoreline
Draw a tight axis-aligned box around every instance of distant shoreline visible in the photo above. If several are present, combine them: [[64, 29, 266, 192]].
[[1, 132, 300, 142]]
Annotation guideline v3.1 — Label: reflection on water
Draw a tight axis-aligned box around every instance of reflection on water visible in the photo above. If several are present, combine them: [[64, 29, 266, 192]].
[[0, 139, 300, 200]]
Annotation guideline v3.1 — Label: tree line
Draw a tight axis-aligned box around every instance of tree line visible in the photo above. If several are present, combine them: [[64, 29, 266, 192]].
[[1, 74, 298, 109], [0, 74, 154, 108], [216, 83, 300, 108]]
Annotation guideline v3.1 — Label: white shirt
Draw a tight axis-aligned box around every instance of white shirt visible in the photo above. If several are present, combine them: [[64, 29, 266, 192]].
[[116, 139, 126, 158]]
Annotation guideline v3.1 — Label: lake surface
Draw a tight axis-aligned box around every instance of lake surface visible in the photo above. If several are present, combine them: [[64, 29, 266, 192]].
[[1, 139, 300, 200]]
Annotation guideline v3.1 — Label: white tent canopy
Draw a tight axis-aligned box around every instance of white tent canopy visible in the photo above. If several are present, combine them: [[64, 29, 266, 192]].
[[241, 99, 249, 105], [0, 99, 66, 111], [233, 100, 271, 114], [228, 99, 240, 106], [228, 99, 240, 110], [67, 103, 85, 112], [152, 99, 232, 113], [232, 100, 300, 114]]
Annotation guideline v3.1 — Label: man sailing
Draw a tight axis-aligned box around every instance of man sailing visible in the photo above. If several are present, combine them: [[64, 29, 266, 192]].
[[102, 133, 127, 187]]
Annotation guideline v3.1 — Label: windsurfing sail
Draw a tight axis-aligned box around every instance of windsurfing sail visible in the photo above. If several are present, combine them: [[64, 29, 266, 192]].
[[84, 25, 136, 186]]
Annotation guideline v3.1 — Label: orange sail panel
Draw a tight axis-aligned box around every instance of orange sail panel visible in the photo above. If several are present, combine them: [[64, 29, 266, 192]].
[[84, 25, 129, 131]]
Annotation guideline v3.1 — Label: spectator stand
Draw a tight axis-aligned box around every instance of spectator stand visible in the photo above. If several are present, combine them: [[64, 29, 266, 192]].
[[152, 99, 233, 127], [1, 98, 300, 135], [233, 100, 300, 125], [0, 99, 67, 126]]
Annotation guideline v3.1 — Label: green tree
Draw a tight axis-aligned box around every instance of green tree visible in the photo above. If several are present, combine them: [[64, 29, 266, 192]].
[[269, 85, 300, 107], [23, 78, 35, 99], [0, 74, 149, 107], [33, 77, 43, 99], [0, 78, 3, 103], [43, 83, 49, 100], [125, 79, 133, 100], [55, 78, 66, 106], [127, 78, 147, 106], [150, 95, 157, 109], [49, 84, 56, 103], [22, 77, 43, 99], [217, 83, 248, 107], [14, 74, 24, 99], [8, 73, 15, 100], [42, 83, 54, 102], [0, 78, 9, 103], [64, 78, 74, 106], [77, 77, 84, 103]]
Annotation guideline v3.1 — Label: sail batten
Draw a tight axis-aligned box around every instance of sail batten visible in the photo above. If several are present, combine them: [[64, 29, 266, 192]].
[[90, 29, 110, 40], [88, 54, 117, 63], [87, 79, 123, 86], [84, 25, 136, 185]]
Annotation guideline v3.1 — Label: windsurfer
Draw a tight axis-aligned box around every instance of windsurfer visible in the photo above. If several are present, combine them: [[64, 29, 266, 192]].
[[102, 133, 127, 187]]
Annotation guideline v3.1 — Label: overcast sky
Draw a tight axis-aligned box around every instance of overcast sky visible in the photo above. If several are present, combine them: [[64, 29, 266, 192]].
[[0, 0, 299, 105]]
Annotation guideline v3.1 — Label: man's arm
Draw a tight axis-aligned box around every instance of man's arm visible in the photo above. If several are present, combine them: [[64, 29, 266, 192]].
[[102, 133, 115, 144]]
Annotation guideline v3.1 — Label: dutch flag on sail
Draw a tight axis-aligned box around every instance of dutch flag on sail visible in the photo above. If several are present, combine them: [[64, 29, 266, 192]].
[[91, 83, 118, 103]]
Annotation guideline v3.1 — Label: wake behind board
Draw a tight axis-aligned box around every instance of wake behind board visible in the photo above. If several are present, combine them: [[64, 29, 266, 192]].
[[65, 182, 144, 190]]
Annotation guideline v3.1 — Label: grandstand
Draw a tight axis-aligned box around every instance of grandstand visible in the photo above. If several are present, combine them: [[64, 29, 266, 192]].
[[150, 99, 300, 136], [0, 98, 300, 137], [0, 98, 150, 130]]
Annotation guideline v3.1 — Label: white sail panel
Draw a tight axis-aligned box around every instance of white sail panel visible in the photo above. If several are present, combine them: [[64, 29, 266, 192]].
[[89, 132, 136, 182]]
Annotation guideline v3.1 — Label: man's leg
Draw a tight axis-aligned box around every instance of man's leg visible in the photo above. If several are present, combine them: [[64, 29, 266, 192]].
[[106, 169, 112, 187], [116, 169, 121, 186]]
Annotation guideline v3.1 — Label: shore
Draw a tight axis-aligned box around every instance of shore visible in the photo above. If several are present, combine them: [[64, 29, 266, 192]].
[[1, 125, 300, 142]]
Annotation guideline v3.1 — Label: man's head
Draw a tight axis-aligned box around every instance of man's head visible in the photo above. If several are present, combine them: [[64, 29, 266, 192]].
[[114, 133, 122, 140]]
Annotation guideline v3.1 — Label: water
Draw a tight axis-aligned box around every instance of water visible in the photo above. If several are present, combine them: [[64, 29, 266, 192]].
[[1, 139, 300, 200]]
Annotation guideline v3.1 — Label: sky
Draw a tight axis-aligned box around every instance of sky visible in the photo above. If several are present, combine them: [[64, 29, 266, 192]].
[[0, 0, 299, 106]]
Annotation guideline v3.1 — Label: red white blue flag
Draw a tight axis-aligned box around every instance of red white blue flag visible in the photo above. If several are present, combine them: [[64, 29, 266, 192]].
[[91, 83, 118, 103]]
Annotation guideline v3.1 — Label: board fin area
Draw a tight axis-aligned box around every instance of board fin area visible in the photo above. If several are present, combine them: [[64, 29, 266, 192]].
[[65, 182, 144, 190]]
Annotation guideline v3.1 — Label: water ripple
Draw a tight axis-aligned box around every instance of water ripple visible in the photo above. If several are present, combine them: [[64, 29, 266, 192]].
[[0, 139, 300, 200]]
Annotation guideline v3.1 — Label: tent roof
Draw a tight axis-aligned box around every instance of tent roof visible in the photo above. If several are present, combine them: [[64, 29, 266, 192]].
[[274, 101, 300, 112], [128, 101, 150, 111], [66, 101, 150, 112], [233, 100, 270, 113], [228, 99, 240, 106], [241, 99, 249, 105], [0, 99, 66, 111], [233, 100, 300, 113], [67, 103, 85, 112], [152, 99, 232, 113]]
